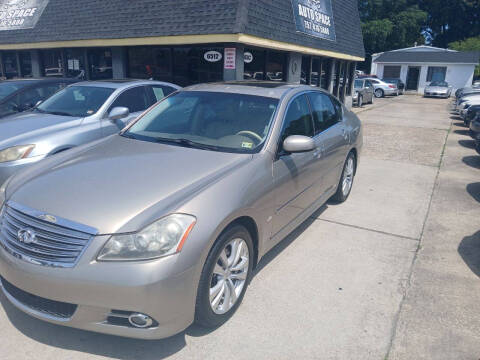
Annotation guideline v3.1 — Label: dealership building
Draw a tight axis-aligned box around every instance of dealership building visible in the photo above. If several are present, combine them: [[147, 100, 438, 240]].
[[0, 0, 364, 105]]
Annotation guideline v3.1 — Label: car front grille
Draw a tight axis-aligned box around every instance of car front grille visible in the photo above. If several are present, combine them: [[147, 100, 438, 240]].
[[0, 276, 77, 319], [0, 202, 97, 268]]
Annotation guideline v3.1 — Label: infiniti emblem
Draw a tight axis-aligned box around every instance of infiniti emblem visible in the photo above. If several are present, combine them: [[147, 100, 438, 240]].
[[17, 228, 37, 245]]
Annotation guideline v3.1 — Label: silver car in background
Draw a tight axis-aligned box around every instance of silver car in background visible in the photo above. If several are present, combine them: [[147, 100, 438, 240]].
[[364, 77, 399, 98], [0, 81, 362, 339], [424, 80, 452, 98], [0, 80, 180, 185]]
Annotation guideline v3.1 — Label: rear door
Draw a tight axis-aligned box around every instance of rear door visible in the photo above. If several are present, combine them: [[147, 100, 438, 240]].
[[307, 92, 348, 192], [365, 80, 374, 102], [272, 94, 318, 237], [102, 85, 151, 135]]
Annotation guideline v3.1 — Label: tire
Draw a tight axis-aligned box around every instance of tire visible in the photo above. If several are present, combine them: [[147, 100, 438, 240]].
[[374, 89, 384, 98], [195, 225, 254, 328], [357, 96, 363, 108], [331, 152, 356, 203]]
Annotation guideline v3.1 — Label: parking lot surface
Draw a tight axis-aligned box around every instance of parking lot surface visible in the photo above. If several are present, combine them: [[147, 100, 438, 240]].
[[1, 95, 479, 359]]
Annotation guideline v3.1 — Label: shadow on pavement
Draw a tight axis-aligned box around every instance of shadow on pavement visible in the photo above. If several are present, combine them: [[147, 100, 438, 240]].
[[458, 139, 476, 149], [454, 129, 470, 136], [0, 205, 328, 359], [466, 183, 480, 203], [463, 156, 480, 169], [458, 230, 480, 278]]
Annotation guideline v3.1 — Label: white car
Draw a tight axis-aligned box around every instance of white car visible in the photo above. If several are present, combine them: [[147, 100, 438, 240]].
[[363, 78, 399, 98]]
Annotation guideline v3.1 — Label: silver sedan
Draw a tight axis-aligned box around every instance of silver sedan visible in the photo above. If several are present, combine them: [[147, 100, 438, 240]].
[[0, 81, 362, 339], [0, 80, 180, 185]]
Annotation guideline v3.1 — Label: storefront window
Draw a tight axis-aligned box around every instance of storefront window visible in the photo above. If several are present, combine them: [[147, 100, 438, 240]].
[[332, 61, 340, 97], [321, 58, 331, 90], [65, 49, 86, 79], [339, 61, 346, 102], [19, 52, 32, 77], [311, 58, 322, 87], [301, 56, 311, 85], [173, 47, 223, 87], [128, 46, 172, 81], [346, 62, 355, 96], [88, 48, 112, 80], [3, 51, 19, 79], [427, 66, 447, 82], [244, 49, 265, 80], [266, 51, 286, 81], [42, 50, 64, 77]]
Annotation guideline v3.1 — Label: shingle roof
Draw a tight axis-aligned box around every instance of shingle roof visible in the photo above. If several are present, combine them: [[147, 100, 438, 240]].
[[374, 50, 480, 64], [0, 0, 365, 59]]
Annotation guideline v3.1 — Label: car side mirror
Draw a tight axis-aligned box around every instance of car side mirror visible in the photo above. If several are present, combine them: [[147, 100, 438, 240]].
[[108, 106, 130, 121], [283, 135, 316, 153]]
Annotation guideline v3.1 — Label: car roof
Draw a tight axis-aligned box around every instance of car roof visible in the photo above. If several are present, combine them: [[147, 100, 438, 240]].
[[182, 81, 320, 99], [72, 79, 180, 89]]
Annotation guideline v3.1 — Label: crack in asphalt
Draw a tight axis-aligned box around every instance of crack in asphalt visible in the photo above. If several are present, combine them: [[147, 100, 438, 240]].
[[383, 103, 453, 360]]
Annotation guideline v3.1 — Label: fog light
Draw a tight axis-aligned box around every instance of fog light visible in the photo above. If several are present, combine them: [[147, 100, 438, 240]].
[[128, 313, 153, 328]]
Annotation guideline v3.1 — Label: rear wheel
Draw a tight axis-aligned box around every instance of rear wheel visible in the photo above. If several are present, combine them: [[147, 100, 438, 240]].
[[374, 89, 384, 98], [195, 225, 253, 328], [331, 152, 356, 203]]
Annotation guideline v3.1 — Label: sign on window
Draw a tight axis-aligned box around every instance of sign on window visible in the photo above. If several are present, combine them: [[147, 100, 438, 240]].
[[0, 0, 49, 31], [291, 0, 336, 41]]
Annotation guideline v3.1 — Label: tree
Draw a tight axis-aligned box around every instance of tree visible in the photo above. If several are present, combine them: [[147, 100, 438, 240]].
[[449, 36, 480, 77], [358, 0, 428, 72]]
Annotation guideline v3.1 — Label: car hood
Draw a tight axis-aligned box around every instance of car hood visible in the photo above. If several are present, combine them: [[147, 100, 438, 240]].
[[7, 135, 252, 234], [0, 111, 83, 148]]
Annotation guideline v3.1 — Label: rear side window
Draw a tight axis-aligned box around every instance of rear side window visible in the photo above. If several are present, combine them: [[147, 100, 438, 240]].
[[109, 86, 150, 113], [307, 92, 340, 134], [150, 85, 176, 102], [280, 94, 314, 148]]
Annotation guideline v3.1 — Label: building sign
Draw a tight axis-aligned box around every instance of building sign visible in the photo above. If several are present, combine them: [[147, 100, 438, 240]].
[[0, 0, 49, 31], [224, 48, 236, 70], [244, 52, 253, 64], [291, 0, 336, 41], [204, 50, 222, 63]]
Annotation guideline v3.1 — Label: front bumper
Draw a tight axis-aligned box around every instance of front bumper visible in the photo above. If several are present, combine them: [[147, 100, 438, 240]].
[[0, 235, 199, 339], [424, 92, 449, 98]]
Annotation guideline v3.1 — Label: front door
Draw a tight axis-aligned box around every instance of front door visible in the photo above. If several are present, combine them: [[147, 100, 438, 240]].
[[272, 94, 318, 237], [406, 67, 420, 91]]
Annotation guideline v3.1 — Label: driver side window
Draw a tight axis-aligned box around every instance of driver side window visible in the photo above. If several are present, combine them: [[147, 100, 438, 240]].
[[279, 94, 314, 151]]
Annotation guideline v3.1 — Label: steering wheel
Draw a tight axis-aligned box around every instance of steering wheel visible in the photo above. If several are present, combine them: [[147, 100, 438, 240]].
[[236, 130, 263, 142]]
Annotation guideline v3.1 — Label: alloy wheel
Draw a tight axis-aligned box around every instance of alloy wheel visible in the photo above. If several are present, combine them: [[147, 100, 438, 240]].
[[342, 157, 355, 197], [209, 238, 249, 315]]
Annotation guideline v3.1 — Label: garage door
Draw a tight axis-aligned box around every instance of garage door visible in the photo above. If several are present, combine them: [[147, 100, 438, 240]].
[[383, 66, 401, 78]]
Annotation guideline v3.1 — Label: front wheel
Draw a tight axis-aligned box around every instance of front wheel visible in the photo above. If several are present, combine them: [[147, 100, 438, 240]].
[[195, 225, 253, 328], [331, 152, 356, 203], [374, 89, 384, 98]]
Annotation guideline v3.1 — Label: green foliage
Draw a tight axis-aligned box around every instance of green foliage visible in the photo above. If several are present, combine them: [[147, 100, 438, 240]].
[[449, 36, 480, 77]]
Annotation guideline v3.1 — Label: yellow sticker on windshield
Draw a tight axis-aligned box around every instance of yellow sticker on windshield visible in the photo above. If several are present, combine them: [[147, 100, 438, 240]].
[[241, 142, 253, 149]]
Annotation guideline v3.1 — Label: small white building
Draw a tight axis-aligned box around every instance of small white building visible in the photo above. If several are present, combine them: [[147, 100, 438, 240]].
[[371, 45, 479, 94]]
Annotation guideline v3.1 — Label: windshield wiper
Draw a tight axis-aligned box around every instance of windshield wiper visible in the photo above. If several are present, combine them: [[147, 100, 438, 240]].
[[155, 137, 220, 151], [45, 111, 74, 117]]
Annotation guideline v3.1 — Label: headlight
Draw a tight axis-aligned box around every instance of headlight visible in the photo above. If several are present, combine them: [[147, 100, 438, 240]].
[[97, 214, 196, 261], [0, 145, 35, 163]]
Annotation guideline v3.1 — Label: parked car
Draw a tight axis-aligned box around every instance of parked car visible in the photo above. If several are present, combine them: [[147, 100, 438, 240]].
[[455, 93, 480, 114], [0, 79, 180, 185], [382, 78, 405, 95], [0, 78, 78, 119], [424, 81, 452, 98], [469, 112, 480, 154], [353, 78, 374, 107], [363, 78, 399, 98], [0, 81, 362, 339], [464, 105, 480, 127]]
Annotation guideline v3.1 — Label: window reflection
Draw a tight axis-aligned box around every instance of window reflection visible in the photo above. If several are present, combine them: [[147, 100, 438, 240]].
[[3, 51, 19, 79], [19, 51, 32, 77], [244, 49, 265, 80], [266, 51, 285, 81], [128, 46, 172, 81], [172, 47, 223, 87], [88, 48, 112, 80], [42, 49, 64, 77], [65, 49, 86, 79]]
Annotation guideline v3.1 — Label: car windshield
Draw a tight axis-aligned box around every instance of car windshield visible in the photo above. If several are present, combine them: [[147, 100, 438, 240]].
[[123, 91, 279, 153], [0, 80, 36, 101], [36, 86, 114, 117], [354, 80, 363, 88], [430, 81, 448, 87]]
